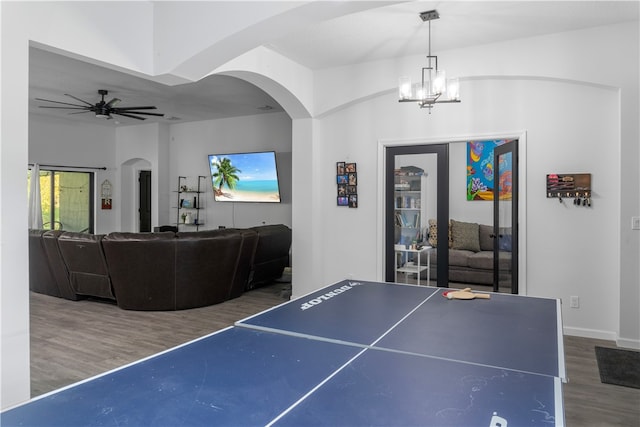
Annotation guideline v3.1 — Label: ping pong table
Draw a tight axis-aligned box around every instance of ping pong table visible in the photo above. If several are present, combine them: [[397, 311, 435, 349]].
[[1, 279, 565, 426]]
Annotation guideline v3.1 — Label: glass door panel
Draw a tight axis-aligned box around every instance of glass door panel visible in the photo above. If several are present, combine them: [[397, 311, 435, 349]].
[[29, 169, 94, 232], [493, 141, 518, 293], [385, 144, 449, 287]]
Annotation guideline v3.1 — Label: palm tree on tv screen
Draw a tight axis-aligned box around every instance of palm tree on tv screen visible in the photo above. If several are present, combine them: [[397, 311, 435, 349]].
[[212, 157, 241, 196]]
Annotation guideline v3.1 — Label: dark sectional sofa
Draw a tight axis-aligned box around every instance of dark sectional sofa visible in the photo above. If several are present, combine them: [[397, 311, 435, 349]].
[[29, 224, 291, 310]]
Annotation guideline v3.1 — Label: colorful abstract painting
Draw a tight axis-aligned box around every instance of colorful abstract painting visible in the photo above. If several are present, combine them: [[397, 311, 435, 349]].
[[466, 140, 509, 201]]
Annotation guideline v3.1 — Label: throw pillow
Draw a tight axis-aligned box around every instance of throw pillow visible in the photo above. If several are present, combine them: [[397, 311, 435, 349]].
[[499, 233, 513, 252], [451, 219, 481, 252], [427, 219, 438, 247], [427, 219, 452, 248], [478, 224, 494, 251]]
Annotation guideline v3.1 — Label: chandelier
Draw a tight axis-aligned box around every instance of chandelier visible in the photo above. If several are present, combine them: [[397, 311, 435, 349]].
[[398, 10, 460, 112]]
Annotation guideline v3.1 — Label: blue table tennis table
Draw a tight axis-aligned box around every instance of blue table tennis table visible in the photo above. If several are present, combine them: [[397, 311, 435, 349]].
[[1, 280, 565, 426]]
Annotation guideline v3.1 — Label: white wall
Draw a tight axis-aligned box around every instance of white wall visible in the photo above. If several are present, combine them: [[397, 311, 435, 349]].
[[115, 123, 168, 232], [315, 77, 620, 341], [168, 112, 292, 229]]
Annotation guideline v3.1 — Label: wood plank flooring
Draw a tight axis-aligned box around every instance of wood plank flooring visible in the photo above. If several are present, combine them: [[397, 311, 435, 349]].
[[30, 283, 291, 397], [30, 283, 639, 426]]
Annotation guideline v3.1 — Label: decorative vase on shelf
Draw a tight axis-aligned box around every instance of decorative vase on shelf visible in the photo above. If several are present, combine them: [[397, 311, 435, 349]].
[[185, 212, 193, 224]]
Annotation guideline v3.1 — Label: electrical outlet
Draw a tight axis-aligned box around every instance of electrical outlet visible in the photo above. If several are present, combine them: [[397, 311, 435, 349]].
[[632, 216, 640, 230], [570, 296, 580, 308]]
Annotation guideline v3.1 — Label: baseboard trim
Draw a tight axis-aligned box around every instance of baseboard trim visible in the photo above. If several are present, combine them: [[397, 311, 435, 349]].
[[563, 326, 617, 341], [616, 337, 640, 350]]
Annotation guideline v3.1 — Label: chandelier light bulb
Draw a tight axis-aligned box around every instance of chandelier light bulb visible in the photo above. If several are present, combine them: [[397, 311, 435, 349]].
[[398, 77, 412, 100], [447, 78, 460, 101], [432, 70, 446, 95], [415, 84, 427, 102]]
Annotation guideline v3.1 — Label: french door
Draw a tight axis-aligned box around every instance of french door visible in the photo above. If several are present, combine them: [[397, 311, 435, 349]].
[[493, 140, 518, 293], [385, 139, 519, 292], [385, 144, 449, 287]]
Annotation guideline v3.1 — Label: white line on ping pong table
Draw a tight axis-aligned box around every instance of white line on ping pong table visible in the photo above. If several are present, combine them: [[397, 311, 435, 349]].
[[264, 347, 370, 427]]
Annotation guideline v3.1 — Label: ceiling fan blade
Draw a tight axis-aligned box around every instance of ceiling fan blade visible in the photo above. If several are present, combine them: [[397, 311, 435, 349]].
[[38, 106, 89, 110], [113, 110, 164, 117], [105, 98, 121, 108], [38, 91, 164, 122], [64, 94, 94, 106], [35, 98, 87, 107], [114, 106, 158, 111], [113, 112, 147, 120]]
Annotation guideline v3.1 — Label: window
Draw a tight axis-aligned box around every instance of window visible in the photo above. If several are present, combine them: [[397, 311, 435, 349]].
[[27, 169, 94, 233]]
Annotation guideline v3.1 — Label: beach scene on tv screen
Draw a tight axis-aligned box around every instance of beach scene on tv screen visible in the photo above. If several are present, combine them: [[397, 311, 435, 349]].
[[208, 151, 281, 203]]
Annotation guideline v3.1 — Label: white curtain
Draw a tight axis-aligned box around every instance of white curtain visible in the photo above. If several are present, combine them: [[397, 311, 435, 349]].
[[28, 163, 43, 229]]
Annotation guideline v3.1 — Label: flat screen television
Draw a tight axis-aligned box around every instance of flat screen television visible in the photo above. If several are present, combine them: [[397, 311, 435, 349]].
[[208, 151, 281, 203]]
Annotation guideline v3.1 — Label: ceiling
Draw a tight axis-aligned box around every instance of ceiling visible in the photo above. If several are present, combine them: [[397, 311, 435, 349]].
[[29, 48, 286, 127], [29, 1, 638, 127]]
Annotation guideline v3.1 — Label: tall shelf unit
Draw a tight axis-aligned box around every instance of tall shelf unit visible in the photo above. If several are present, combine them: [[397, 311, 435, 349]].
[[394, 166, 427, 246], [394, 166, 429, 282], [175, 176, 206, 231]]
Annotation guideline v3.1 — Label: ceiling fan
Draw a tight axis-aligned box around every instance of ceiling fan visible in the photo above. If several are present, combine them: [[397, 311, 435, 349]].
[[36, 89, 164, 121]]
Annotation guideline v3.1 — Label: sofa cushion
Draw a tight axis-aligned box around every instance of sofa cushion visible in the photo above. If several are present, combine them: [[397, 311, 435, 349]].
[[449, 249, 475, 267], [467, 251, 493, 270], [42, 230, 80, 300], [248, 224, 292, 289], [428, 248, 474, 267], [451, 220, 480, 252], [102, 231, 177, 310], [29, 229, 61, 297], [57, 232, 114, 300], [468, 250, 512, 271], [479, 224, 494, 251], [175, 231, 243, 310]]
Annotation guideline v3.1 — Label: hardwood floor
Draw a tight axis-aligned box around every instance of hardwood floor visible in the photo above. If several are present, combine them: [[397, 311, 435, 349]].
[[30, 282, 291, 397], [30, 283, 639, 426]]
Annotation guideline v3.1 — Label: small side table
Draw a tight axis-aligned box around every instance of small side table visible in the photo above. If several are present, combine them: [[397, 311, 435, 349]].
[[395, 245, 432, 285]]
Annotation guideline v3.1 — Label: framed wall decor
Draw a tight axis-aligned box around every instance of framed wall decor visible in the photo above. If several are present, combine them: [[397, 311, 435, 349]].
[[466, 139, 510, 201], [336, 161, 357, 207]]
